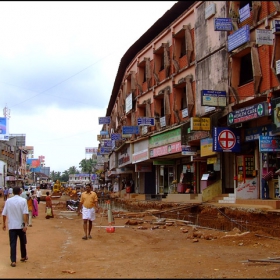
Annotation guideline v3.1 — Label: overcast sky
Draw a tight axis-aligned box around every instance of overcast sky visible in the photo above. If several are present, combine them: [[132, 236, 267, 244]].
[[0, 1, 177, 173]]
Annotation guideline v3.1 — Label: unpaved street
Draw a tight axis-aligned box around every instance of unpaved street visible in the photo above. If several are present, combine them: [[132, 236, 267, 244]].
[[1, 197, 280, 279]]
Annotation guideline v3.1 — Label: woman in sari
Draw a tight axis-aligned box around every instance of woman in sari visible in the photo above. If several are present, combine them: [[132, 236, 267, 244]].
[[45, 191, 54, 219], [31, 190, 39, 218]]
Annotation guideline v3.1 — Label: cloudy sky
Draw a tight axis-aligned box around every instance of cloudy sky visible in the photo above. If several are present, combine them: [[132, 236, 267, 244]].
[[0, 1, 177, 173]]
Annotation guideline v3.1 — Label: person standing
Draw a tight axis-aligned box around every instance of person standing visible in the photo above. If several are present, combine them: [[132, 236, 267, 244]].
[[77, 183, 99, 240], [26, 192, 33, 227], [45, 191, 54, 219], [2, 186, 29, 267], [36, 187, 42, 204]]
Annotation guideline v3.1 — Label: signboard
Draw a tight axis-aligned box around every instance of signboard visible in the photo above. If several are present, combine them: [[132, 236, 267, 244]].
[[205, 3, 216, 19], [0, 117, 9, 141], [150, 141, 181, 158], [227, 102, 269, 126], [100, 147, 112, 154], [182, 108, 188, 118], [259, 135, 280, 152], [245, 124, 273, 142], [239, 3, 250, 23], [228, 25, 250, 52], [137, 117, 155, 126], [213, 127, 241, 152], [276, 60, 280, 75], [200, 138, 217, 157], [100, 130, 109, 135], [181, 145, 197, 156], [98, 116, 110, 125], [111, 133, 122, 141], [122, 126, 139, 135], [271, 19, 280, 33], [101, 140, 112, 147], [125, 93, 133, 113], [201, 90, 226, 107], [135, 164, 152, 172], [214, 18, 232, 31], [85, 147, 98, 154], [256, 29, 273, 45], [190, 117, 211, 131]]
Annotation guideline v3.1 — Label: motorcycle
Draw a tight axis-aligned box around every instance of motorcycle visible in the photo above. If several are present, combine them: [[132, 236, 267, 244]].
[[66, 198, 81, 212]]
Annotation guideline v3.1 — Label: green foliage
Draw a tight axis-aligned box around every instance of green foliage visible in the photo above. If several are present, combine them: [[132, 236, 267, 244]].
[[50, 159, 98, 183]]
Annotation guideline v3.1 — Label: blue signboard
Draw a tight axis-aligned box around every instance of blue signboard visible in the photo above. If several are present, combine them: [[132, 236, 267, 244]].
[[239, 3, 250, 23], [227, 102, 269, 126], [228, 25, 250, 52], [100, 147, 112, 154], [214, 18, 232, 31], [137, 117, 155, 126], [111, 133, 122, 140], [259, 135, 280, 152], [213, 127, 241, 152], [98, 116, 111, 125], [122, 126, 140, 134], [273, 20, 280, 33], [102, 139, 112, 147], [100, 130, 109, 135], [245, 124, 273, 142]]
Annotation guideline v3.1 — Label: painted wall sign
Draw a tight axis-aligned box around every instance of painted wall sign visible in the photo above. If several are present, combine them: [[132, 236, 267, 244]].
[[228, 25, 250, 52], [259, 135, 280, 152], [132, 149, 149, 163], [150, 141, 181, 158], [135, 164, 152, 172], [227, 102, 269, 126], [214, 18, 232, 31], [98, 116, 111, 125], [213, 127, 241, 152]]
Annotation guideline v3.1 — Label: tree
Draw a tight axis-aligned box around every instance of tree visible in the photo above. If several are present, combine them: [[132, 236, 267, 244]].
[[68, 166, 79, 175], [79, 158, 95, 183]]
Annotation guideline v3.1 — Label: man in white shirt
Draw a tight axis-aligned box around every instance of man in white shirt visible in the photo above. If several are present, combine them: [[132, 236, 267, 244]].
[[2, 186, 29, 267], [36, 187, 42, 204]]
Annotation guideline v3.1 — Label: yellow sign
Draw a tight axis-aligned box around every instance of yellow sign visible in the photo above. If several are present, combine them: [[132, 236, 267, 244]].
[[207, 157, 217, 164], [190, 117, 210, 131]]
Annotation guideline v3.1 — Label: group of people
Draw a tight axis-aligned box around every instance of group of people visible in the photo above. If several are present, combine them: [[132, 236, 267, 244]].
[[1, 186, 54, 267], [2, 183, 97, 267]]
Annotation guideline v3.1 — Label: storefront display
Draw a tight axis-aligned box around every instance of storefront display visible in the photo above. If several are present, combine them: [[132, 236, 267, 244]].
[[236, 155, 258, 199]]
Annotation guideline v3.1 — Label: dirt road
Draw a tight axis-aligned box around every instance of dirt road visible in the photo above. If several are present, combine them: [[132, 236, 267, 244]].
[[1, 197, 280, 278]]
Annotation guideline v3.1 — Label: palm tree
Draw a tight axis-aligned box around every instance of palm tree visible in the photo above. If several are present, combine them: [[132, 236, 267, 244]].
[[79, 158, 95, 183], [68, 166, 79, 175]]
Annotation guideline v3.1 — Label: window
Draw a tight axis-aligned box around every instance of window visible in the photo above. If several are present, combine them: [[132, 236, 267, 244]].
[[181, 87, 187, 110], [239, 53, 253, 86]]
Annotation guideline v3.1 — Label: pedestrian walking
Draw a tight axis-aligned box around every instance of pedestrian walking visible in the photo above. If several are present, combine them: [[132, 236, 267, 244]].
[[77, 183, 99, 240], [26, 192, 33, 227], [45, 191, 54, 219], [31, 190, 38, 218], [4, 187, 8, 201], [8, 186, 13, 198], [36, 187, 42, 204], [2, 186, 29, 267]]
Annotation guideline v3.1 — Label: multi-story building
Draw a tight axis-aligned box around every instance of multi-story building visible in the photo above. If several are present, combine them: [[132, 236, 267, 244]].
[[101, 1, 280, 203]]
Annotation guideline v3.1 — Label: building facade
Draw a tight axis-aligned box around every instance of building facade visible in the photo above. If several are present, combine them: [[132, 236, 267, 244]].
[[99, 1, 280, 202]]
